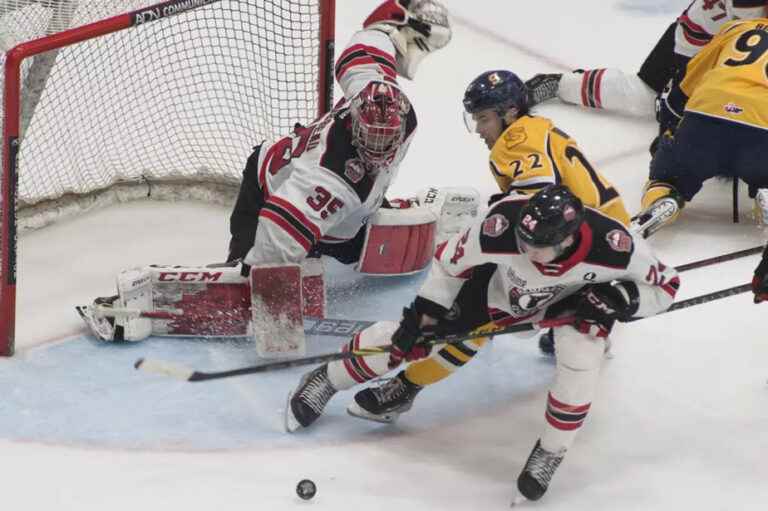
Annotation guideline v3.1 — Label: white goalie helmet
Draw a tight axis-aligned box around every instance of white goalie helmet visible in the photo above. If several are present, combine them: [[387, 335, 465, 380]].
[[725, 0, 768, 19]]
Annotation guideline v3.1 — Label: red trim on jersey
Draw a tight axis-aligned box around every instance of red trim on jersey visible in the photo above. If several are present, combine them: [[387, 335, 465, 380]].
[[259, 209, 313, 252], [434, 240, 448, 260], [337, 55, 397, 82], [678, 13, 711, 46], [661, 276, 680, 298], [268, 196, 322, 241], [532, 222, 593, 276]]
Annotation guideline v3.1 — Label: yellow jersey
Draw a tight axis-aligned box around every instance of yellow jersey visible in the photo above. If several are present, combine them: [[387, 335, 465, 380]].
[[489, 115, 630, 225], [681, 19, 768, 130]]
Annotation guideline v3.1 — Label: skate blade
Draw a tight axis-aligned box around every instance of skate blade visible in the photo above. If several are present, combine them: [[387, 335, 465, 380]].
[[284, 389, 302, 433], [346, 402, 399, 424]]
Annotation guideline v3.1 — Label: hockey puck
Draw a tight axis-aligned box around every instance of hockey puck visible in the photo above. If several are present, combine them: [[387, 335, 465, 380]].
[[296, 479, 316, 500]]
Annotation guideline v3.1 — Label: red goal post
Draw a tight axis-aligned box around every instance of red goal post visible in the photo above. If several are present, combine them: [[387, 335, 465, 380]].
[[0, 0, 336, 356]]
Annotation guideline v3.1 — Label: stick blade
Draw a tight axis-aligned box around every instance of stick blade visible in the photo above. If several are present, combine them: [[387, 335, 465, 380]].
[[134, 357, 195, 381]]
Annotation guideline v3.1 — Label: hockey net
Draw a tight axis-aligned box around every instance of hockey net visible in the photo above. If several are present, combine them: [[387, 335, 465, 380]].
[[0, 0, 336, 355]]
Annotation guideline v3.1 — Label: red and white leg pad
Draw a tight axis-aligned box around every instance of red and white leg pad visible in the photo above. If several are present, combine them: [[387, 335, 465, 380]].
[[250, 264, 306, 359], [356, 207, 437, 275]]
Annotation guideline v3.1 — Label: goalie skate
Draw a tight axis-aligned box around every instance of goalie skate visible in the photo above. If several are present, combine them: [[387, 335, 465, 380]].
[[76, 295, 120, 341]]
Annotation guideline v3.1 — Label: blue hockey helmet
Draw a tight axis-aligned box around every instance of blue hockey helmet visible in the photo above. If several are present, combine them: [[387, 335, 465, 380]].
[[463, 70, 528, 116], [462, 70, 528, 134]]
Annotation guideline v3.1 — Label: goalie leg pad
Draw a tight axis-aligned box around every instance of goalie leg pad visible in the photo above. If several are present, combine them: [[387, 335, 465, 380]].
[[301, 256, 326, 318], [357, 207, 437, 275], [251, 264, 306, 358], [114, 268, 153, 341]]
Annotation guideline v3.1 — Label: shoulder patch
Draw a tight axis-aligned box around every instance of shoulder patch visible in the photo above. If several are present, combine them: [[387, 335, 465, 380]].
[[482, 213, 510, 237], [605, 229, 632, 253], [503, 127, 527, 149]]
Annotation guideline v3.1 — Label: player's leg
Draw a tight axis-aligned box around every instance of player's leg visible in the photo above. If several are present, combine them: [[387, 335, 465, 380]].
[[227, 144, 264, 262], [537, 22, 676, 116], [347, 267, 498, 423], [634, 113, 722, 236], [517, 325, 606, 501], [285, 321, 400, 432], [728, 122, 768, 223]]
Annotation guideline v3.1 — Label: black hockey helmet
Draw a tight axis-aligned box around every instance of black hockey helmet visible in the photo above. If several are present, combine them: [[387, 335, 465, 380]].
[[462, 70, 528, 116], [516, 185, 584, 248]]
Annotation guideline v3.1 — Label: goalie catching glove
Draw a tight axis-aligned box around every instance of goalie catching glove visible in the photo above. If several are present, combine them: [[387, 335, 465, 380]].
[[363, 0, 451, 79]]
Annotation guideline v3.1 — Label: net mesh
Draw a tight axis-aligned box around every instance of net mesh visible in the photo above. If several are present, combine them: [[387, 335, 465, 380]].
[[1, 0, 326, 214]]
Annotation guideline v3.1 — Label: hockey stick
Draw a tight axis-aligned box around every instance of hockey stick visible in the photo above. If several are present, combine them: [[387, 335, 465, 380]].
[[134, 319, 544, 381], [134, 282, 752, 382], [674, 245, 763, 273]]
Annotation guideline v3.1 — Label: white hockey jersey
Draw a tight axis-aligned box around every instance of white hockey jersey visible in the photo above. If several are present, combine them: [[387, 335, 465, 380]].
[[675, 0, 729, 58], [244, 29, 417, 266], [417, 196, 680, 326]]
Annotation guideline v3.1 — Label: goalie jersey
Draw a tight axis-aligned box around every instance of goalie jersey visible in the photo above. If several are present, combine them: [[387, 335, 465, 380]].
[[488, 115, 630, 226], [418, 196, 678, 325], [246, 29, 417, 267], [680, 18, 768, 131]]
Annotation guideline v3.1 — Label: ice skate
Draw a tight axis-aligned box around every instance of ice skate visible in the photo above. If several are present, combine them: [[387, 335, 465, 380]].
[[285, 364, 337, 433], [514, 439, 565, 503], [347, 371, 422, 424], [630, 193, 683, 238]]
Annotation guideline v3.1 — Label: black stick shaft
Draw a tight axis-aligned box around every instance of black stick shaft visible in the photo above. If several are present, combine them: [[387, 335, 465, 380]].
[[675, 246, 762, 273], [162, 283, 752, 381]]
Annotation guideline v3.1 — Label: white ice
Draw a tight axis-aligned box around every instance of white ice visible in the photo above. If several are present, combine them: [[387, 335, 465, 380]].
[[3, 1, 768, 510]]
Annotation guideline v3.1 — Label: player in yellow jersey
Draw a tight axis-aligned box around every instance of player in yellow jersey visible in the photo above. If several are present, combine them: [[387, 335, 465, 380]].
[[333, 71, 633, 423], [636, 3, 768, 236], [463, 70, 630, 226]]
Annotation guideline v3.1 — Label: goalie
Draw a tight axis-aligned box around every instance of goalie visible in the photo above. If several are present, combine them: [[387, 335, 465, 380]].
[[78, 1, 469, 357]]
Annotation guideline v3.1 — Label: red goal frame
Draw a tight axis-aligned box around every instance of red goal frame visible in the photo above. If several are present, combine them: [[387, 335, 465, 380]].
[[0, 0, 336, 356]]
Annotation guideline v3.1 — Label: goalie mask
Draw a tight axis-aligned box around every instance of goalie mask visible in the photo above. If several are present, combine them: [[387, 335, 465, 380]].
[[350, 81, 411, 167]]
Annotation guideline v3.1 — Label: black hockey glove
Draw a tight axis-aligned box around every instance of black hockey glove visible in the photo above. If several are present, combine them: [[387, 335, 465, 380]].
[[573, 281, 639, 338], [388, 304, 440, 369], [752, 245, 768, 304]]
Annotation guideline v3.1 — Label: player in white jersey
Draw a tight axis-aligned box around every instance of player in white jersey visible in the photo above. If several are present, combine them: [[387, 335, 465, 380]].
[[78, 1, 454, 345], [526, 0, 734, 127], [227, 0, 451, 269], [285, 185, 679, 503]]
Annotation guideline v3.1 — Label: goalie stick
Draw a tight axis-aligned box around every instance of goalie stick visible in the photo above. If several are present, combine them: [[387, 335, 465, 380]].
[[134, 282, 752, 382]]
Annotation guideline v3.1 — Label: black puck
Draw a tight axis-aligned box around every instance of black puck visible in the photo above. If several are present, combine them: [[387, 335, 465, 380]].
[[296, 479, 316, 500]]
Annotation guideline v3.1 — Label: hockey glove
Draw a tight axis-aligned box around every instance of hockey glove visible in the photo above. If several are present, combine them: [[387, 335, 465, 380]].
[[752, 246, 768, 304], [363, 0, 451, 80], [573, 281, 639, 338], [388, 305, 436, 368]]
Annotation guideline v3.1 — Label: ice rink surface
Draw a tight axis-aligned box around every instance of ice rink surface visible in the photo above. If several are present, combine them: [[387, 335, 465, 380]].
[[3, 1, 768, 509]]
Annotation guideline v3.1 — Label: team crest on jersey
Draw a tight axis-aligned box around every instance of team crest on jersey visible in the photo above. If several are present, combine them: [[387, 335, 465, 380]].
[[724, 102, 743, 115], [344, 158, 366, 183], [503, 127, 527, 149], [606, 229, 632, 252], [483, 213, 510, 237], [508, 285, 564, 315], [506, 268, 527, 287]]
